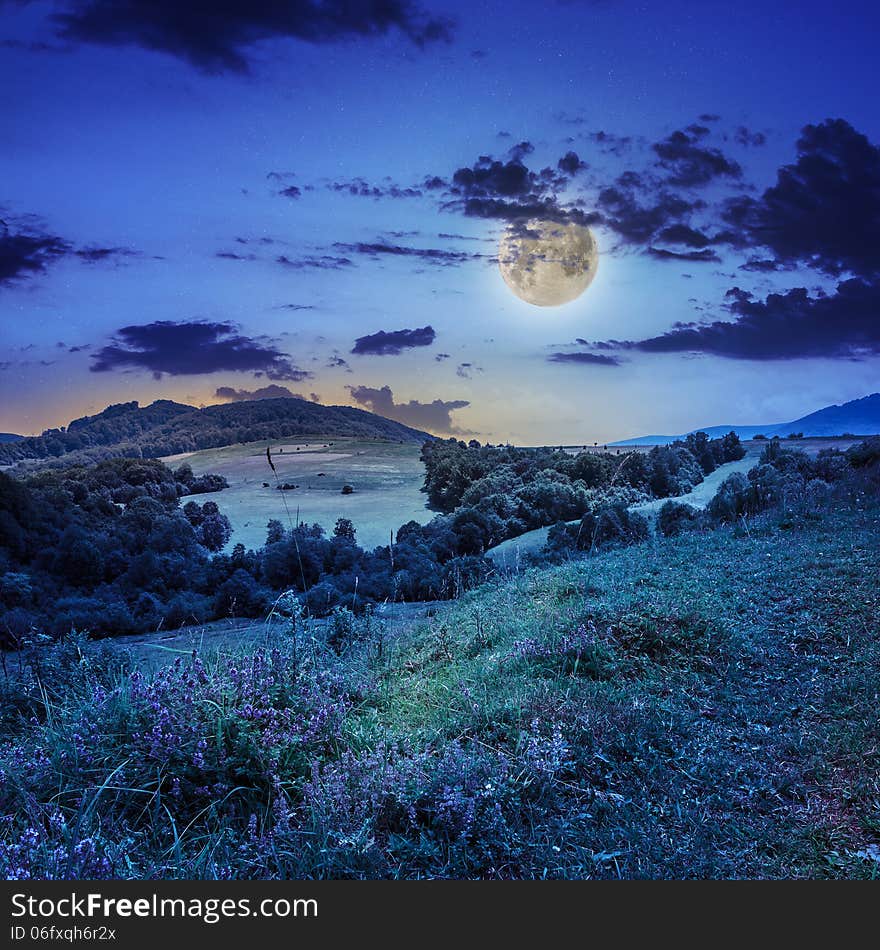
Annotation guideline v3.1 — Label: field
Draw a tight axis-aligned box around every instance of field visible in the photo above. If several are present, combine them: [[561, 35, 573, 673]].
[[163, 438, 431, 550]]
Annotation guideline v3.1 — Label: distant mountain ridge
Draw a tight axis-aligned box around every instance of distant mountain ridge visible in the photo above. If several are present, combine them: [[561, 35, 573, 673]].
[[0, 433, 23, 443], [613, 393, 880, 445], [0, 397, 431, 466]]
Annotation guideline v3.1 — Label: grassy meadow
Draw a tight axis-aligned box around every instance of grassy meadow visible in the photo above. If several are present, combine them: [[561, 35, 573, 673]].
[[2, 467, 878, 879]]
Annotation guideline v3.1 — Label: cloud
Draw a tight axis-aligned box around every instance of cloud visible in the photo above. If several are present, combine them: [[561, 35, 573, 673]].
[[74, 245, 139, 263], [351, 325, 436, 356], [327, 354, 351, 371], [596, 180, 700, 244], [215, 384, 306, 402], [456, 362, 483, 378], [333, 241, 482, 266], [508, 140, 534, 161], [91, 320, 312, 380], [216, 250, 258, 261], [723, 119, 880, 278], [585, 130, 633, 156], [348, 384, 469, 434], [733, 126, 766, 147], [652, 127, 742, 187], [0, 216, 137, 287], [444, 153, 595, 227], [276, 253, 353, 270], [558, 150, 587, 175], [327, 178, 423, 199], [547, 352, 620, 366], [647, 247, 720, 263], [434, 352, 451, 361], [279, 185, 301, 199], [0, 224, 69, 285], [595, 278, 880, 361], [42, 0, 454, 73]]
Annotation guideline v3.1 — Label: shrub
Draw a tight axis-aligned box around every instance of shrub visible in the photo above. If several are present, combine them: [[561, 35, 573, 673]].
[[657, 500, 702, 537]]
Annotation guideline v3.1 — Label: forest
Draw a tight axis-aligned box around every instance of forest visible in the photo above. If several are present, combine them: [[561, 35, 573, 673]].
[[0, 428, 796, 645]]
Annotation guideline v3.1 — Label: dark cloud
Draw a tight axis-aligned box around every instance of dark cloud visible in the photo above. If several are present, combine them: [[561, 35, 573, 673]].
[[652, 127, 742, 187], [275, 303, 317, 311], [279, 185, 301, 199], [596, 181, 699, 244], [0, 224, 69, 285], [733, 126, 766, 147], [596, 279, 880, 361], [352, 325, 436, 356], [276, 253, 353, 270], [91, 320, 311, 380], [508, 140, 534, 161], [348, 384, 468, 435], [434, 352, 450, 361], [558, 150, 587, 175], [724, 119, 880, 278], [333, 241, 481, 266], [437, 232, 483, 242], [585, 130, 633, 156], [74, 245, 138, 263], [456, 362, 483, 378], [236, 235, 279, 245], [327, 354, 351, 371], [327, 177, 423, 199], [42, 0, 454, 73], [215, 384, 306, 402], [0, 216, 137, 286], [216, 250, 258, 261], [647, 247, 721, 263], [547, 352, 620, 366], [445, 153, 596, 227]]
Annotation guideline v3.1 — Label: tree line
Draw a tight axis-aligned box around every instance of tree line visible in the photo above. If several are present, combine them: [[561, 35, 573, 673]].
[[1, 432, 752, 643]]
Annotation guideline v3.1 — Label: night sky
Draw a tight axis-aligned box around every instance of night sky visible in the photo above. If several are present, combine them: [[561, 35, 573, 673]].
[[2, 0, 879, 443]]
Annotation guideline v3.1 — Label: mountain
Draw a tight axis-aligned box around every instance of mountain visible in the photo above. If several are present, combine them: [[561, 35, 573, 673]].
[[613, 393, 880, 445], [0, 397, 431, 466], [0, 433, 23, 443]]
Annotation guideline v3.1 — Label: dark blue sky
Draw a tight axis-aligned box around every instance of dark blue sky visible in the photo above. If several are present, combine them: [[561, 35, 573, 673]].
[[2, 0, 879, 442]]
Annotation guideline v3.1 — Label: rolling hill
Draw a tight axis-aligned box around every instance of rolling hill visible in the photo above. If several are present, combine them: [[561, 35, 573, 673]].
[[0, 433, 22, 443], [613, 393, 880, 445], [0, 397, 431, 466]]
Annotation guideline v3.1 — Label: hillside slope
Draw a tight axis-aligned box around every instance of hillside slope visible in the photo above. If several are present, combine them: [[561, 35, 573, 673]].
[[2, 488, 878, 878], [0, 397, 431, 465], [615, 392, 880, 445]]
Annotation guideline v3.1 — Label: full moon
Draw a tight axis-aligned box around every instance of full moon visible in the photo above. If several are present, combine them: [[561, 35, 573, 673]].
[[498, 218, 598, 307]]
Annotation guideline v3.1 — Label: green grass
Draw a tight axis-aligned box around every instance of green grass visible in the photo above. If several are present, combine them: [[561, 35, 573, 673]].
[[2, 489, 879, 878], [365, 496, 880, 877]]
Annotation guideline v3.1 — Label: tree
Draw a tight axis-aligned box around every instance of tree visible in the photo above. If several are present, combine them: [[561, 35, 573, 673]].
[[199, 513, 232, 552], [333, 517, 356, 543], [266, 519, 285, 544]]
